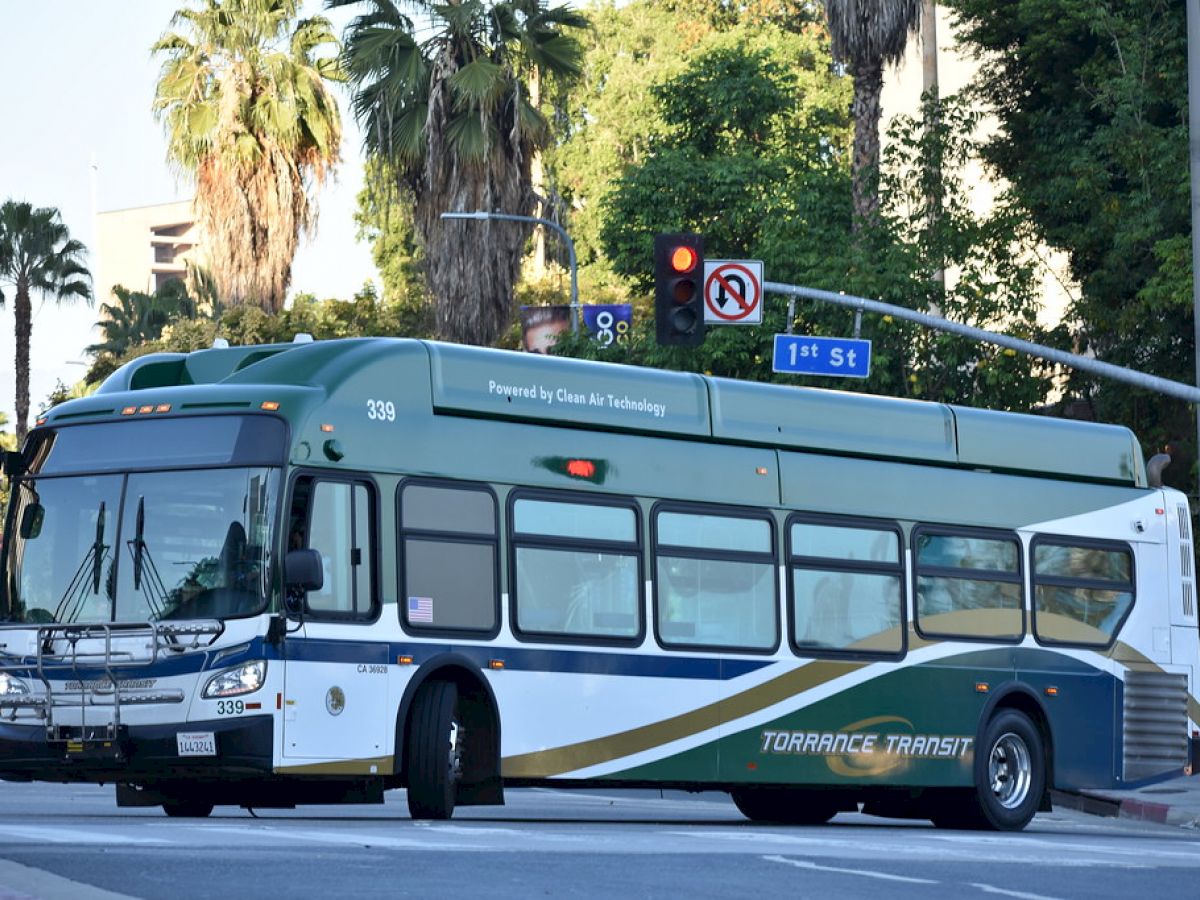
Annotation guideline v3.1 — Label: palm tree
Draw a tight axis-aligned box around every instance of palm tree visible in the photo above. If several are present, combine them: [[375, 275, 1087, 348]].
[[153, 0, 344, 312], [0, 201, 92, 444], [86, 280, 198, 360], [332, 0, 587, 345], [822, 0, 922, 225]]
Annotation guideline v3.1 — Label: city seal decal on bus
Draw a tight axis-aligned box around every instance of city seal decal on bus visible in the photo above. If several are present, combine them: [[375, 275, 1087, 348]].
[[326, 686, 346, 716], [487, 379, 668, 419]]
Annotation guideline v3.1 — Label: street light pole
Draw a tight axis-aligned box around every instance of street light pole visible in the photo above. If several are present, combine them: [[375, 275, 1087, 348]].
[[440, 210, 579, 334]]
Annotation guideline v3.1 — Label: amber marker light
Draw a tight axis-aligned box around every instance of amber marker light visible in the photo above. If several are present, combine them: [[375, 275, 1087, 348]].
[[261, 401, 280, 411], [138, 405, 154, 414], [155, 403, 171, 413], [975, 682, 990, 693], [122, 406, 137, 415], [320, 423, 335, 433], [489, 659, 506, 670], [756, 467, 769, 476], [398, 655, 414, 666], [1045, 686, 1059, 697], [35, 417, 47, 426]]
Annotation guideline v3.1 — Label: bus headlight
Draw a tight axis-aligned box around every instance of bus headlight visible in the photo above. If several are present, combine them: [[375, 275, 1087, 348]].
[[202, 661, 266, 699], [0, 673, 30, 697]]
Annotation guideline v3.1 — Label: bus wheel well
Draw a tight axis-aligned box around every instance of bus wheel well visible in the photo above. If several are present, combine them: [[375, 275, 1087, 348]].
[[397, 661, 503, 806], [990, 690, 1054, 811]]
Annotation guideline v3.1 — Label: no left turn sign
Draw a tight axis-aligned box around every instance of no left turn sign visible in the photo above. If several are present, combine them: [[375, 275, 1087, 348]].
[[704, 260, 764, 325]]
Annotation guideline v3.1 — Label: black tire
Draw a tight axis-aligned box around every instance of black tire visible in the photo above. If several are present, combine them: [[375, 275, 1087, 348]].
[[406, 680, 462, 820], [931, 709, 1045, 832], [731, 788, 838, 825], [162, 799, 214, 818]]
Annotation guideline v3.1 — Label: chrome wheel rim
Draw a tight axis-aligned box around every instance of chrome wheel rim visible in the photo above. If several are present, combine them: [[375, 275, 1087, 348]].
[[989, 731, 1032, 810], [448, 718, 464, 783]]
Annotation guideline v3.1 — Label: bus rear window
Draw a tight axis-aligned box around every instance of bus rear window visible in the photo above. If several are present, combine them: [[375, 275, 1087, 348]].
[[26, 415, 285, 475]]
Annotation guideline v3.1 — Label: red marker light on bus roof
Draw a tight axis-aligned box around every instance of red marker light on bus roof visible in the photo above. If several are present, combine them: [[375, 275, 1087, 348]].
[[566, 459, 597, 479]]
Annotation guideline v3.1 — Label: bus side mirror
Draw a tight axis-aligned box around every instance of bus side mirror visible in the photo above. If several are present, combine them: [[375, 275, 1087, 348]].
[[19, 504, 44, 540], [285, 548, 323, 594], [3, 451, 25, 478]]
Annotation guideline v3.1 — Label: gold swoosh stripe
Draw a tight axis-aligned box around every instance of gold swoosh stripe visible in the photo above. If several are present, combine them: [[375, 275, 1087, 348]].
[[276, 755, 393, 776], [501, 659, 863, 778]]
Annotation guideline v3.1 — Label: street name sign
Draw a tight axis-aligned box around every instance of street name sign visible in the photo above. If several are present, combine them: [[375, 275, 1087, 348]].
[[772, 334, 871, 378]]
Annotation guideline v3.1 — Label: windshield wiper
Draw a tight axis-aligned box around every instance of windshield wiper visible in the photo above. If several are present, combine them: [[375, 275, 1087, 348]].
[[52, 501, 110, 623], [125, 496, 169, 618]]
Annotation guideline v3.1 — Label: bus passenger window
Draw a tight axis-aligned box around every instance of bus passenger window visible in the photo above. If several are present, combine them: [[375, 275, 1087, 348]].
[[789, 519, 903, 655], [511, 496, 641, 641], [913, 529, 1022, 641], [1032, 539, 1133, 646], [654, 509, 776, 651], [399, 482, 498, 633]]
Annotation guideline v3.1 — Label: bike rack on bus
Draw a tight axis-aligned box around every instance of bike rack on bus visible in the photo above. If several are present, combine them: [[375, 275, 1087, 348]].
[[0, 620, 222, 748]]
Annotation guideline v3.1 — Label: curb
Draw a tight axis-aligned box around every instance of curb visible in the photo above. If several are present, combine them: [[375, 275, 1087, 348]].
[[1055, 789, 1200, 829]]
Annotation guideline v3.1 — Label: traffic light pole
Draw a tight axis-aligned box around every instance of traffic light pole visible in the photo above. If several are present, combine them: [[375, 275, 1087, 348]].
[[441, 211, 579, 334], [765, 280, 1200, 405]]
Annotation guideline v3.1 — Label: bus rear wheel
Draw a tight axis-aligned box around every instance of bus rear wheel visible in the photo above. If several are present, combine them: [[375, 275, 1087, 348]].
[[731, 788, 838, 825], [931, 709, 1044, 832], [406, 680, 463, 820]]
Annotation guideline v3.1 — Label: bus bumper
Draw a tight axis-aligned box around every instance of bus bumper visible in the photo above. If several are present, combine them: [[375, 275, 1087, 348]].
[[0, 715, 273, 782]]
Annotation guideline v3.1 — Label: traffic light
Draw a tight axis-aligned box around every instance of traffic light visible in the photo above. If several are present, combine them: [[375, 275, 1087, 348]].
[[654, 233, 705, 347]]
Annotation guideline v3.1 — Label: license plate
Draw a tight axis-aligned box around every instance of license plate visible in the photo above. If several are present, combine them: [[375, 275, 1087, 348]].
[[177, 731, 216, 757]]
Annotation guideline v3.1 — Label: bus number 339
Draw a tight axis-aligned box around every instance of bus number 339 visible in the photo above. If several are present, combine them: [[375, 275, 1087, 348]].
[[366, 399, 396, 421]]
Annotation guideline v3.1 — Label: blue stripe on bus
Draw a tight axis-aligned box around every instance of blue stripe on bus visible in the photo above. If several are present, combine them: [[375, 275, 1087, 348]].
[[9, 637, 768, 682], [280, 638, 771, 680]]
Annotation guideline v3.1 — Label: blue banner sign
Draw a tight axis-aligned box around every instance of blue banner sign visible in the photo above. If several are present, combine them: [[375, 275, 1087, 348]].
[[582, 304, 633, 347], [772, 334, 872, 378]]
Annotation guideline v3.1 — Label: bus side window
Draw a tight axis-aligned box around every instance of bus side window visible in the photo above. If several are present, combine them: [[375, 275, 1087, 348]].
[[399, 481, 498, 633], [788, 517, 904, 656], [294, 477, 377, 619], [654, 507, 776, 652]]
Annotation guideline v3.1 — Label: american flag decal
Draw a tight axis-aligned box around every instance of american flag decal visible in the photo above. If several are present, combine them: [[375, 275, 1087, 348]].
[[408, 596, 434, 623]]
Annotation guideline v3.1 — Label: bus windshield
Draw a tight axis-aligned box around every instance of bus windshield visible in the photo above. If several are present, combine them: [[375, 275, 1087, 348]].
[[2, 415, 285, 625], [4, 466, 280, 624]]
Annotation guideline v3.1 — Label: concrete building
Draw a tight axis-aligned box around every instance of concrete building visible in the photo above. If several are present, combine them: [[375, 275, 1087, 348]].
[[880, 4, 1076, 329], [93, 200, 205, 304]]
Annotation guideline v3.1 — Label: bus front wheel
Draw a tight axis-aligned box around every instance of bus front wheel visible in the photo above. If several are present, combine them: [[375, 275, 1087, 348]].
[[406, 680, 463, 820], [932, 709, 1045, 831]]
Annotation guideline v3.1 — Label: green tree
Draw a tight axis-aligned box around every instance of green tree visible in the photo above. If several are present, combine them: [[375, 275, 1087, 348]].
[[587, 35, 1052, 411], [153, 0, 344, 312], [332, 0, 588, 345], [85, 281, 202, 383], [943, 0, 1191, 482], [0, 200, 92, 443], [821, 0, 923, 224]]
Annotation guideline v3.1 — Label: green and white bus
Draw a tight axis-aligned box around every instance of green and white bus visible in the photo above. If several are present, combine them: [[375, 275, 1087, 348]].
[[1, 337, 1197, 830]]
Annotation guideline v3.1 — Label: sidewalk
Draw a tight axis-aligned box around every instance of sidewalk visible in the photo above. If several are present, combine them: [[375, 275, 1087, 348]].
[[1054, 772, 1200, 829]]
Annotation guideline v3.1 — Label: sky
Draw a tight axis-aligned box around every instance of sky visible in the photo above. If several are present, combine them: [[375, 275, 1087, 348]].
[[0, 0, 376, 430]]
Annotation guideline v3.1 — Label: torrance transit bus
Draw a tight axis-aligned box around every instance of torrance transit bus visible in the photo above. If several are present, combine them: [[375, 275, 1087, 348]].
[[1, 337, 1197, 830]]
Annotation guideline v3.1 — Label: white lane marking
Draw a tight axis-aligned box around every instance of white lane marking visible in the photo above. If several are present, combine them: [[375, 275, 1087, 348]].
[[763, 854, 938, 884], [934, 834, 1200, 862], [0, 825, 169, 846], [205, 825, 475, 850], [969, 883, 1065, 900]]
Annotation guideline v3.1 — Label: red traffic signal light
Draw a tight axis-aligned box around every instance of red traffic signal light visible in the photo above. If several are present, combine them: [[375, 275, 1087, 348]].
[[655, 233, 705, 347]]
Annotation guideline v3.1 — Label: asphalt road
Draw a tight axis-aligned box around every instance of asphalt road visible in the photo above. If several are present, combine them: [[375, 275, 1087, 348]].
[[0, 782, 1197, 900]]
